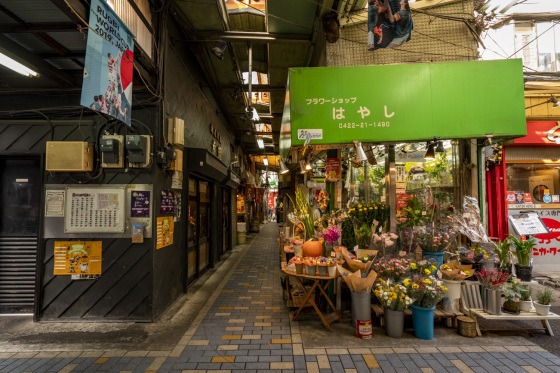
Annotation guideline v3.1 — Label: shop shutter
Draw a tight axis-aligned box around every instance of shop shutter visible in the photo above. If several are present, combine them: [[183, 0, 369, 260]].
[[0, 237, 36, 313]]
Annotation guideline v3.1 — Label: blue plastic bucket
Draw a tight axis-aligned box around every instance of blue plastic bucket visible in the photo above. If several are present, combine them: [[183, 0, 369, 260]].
[[422, 251, 444, 270], [410, 304, 436, 340]]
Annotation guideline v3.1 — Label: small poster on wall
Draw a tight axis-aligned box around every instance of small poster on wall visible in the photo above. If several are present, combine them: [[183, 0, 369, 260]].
[[53, 241, 102, 275], [367, 0, 413, 52], [131, 191, 150, 216], [326, 157, 341, 181], [174, 191, 182, 222], [156, 216, 174, 249], [161, 190, 175, 213], [45, 190, 65, 217]]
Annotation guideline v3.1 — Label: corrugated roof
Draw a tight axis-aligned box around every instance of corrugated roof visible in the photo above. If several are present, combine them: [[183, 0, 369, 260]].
[[46, 31, 87, 51], [4, 33, 54, 53], [0, 0, 72, 23], [45, 58, 83, 70]]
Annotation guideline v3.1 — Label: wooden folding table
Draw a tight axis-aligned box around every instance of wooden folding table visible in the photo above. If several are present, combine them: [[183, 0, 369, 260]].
[[282, 268, 343, 331]]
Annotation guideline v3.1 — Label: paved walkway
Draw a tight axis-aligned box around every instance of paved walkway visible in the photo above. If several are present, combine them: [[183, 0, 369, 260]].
[[1, 223, 560, 372]]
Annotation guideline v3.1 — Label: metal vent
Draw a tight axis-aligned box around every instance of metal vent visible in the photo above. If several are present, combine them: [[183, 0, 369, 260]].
[[507, 147, 560, 161], [0, 237, 37, 313]]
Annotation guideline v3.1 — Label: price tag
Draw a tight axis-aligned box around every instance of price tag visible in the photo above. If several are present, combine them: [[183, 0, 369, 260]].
[[422, 211, 427, 216], [354, 245, 359, 251], [331, 251, 336, 257]]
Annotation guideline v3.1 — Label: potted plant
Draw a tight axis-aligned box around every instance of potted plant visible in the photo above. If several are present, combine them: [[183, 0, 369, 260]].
[[320, 225, 341, 257], [501, 278, 521, 315], [493, 238, 512, 274], [518, 285, 533, 312], [372, 257, 411, 284], [509, 235, 536, 282], [475, 270, 509, 315], [534, 288, 555, 316], [458, 243, 493, 280], [417, 226, 456, 268], [374, 280, 413, 338], [405, 275, 447, 340], [439, 261, 473, 300]]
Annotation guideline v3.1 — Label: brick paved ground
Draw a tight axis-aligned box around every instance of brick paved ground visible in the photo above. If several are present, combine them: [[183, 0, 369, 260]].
[[1, 223, 560, 372]]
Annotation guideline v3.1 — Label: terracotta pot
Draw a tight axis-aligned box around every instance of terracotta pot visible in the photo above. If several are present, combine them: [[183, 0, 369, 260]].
[[303, 240, 324, 257]]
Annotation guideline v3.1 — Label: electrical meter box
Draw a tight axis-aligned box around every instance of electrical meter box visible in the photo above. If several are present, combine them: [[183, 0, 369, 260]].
[[46, 141, 94, 172], [170, 149, 183, 171], [101, 134, 124, 168], [168, 117, 184, 147], [126, 135, 150, 168]]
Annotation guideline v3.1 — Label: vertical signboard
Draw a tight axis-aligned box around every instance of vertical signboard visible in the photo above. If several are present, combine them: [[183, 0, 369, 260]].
[[81, 0, 135, 125], [326, 157, 341, 181]]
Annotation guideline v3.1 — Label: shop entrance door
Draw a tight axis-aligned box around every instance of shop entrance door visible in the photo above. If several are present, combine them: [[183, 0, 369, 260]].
[[0, 154, 41, 313], [186, 177, 212, 288], [221, 188, 231, 256]]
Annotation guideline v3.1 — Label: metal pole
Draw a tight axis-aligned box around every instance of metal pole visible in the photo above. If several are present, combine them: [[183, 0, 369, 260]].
[[385, 145, 397, 233], [364, 162, 370, 203], [247, 42, 253, 112]]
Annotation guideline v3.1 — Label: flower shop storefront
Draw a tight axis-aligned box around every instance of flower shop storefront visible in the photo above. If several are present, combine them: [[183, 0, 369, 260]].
[[276, 59, 553, 340]]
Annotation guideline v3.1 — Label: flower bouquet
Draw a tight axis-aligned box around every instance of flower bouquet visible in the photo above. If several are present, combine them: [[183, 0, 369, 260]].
[[404, 276, 447, 308], [476, 269, 509, 315], [372, 257, 411, 283], [375, 280, 413, 311], [341, 247, 377, 273], [372, 231, 399, 257], [410, 259, 438, 278], [354, 220, 374, 250], [458, 243, 493, 264], [321, 225, 341, 256], [317, 190, 330, 212], [326, 257, 338, 276], [317, 256, 330, 276], [417, 227, 455, 253]]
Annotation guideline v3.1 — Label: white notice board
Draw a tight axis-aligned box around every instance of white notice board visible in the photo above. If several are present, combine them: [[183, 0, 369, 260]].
[[508, 213, 550, 236], [64, 187, 126, 233]]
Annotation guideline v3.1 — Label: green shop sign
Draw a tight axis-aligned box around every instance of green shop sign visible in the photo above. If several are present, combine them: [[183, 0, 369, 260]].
[[280, 59, 526, 157]]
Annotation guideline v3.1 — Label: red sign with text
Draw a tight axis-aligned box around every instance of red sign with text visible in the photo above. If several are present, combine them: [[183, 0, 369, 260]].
[[326, 157, 341, 181], [530, 210, 560, 272], [255, 188, 264, 204], [512, 121, 559, 146]]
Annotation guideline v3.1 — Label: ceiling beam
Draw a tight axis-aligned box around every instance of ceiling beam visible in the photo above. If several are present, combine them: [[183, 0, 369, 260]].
[[126, 0, 154, 35], [199, 31, 311, 44], [0, 33, 76, 87], [0, 23, 78, 33], [50, 0, 88, 26], [225, 84, 285, 92], [38, 51, 84, 59]]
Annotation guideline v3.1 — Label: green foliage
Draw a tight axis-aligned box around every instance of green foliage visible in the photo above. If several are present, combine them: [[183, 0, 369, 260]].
[[348, 202, 390, 230], [519, 285, 532, 301], [536, 288, 555, 306], [341, 217, 356, 249], [423, 153, 451, 181], [501, 279, 521, 302], [493, 239, 511, 267], [400, 196, 427, 227], [287, 186, 314, 240], [509, 235, 536, 267]]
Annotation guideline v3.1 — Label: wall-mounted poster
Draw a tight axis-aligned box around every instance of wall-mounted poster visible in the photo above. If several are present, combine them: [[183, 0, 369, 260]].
[[45, 190, 65, 217], [65, 187, 125, 233], [174, 191, 182, 222], [156, 216, 174, 249], [326, 157, 341, 181], [256, 188, 264, 204], [131, 190, 150, 216], [160, 190, 174, 213], [53, 241, 102, 275], [80, 0, 135, 125], [367, 0, 412, 52]]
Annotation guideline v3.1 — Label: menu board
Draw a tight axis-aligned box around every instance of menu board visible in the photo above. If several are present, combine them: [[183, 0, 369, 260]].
[[508, 213, 550, 236], [160, 190, 174, 213], [64, 187, 125, 233]]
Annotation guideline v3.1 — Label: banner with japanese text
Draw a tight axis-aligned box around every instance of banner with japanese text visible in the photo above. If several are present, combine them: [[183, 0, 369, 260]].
[[81, 0, 135, 125], [280, 59, 526, 157]]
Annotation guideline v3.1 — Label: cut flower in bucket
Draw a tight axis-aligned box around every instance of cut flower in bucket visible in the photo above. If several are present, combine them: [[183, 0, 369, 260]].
[[439, 261, 473, 281], [404, 275, 447, 308], [374, 279, 413, 311], [373, 257, 411, 282]]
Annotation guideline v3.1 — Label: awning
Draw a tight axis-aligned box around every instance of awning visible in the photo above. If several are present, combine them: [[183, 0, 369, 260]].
[[185, 148, 228, 182], [223, 169, 241, 188], [280, 59, 527, 157]]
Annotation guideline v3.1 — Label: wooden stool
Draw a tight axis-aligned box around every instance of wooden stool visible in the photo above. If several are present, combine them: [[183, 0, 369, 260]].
[[457, 316, 477, 338]]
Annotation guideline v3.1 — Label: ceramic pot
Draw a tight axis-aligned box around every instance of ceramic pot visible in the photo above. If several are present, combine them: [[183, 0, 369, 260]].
[[442, 279, 462, 300], [327, 265, 337, 277], [410, 304, 436, 340], [534, 302, 551, 316], [384, 309, 404, 338], [518, 300, 532, 313]]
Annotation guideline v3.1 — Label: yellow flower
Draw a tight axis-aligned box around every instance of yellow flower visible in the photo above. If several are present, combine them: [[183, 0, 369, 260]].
[[464, 270, 470, 276], [412, 284, 419, 289], [424, 269, 431, 275], [359, 204, 363, 208], [423, 279, 432, 285], [359, 209, 363, 212], [403, 279, 410, 286], [430, 266, 437, 271], [441, 286, 447, 292], [410, 263, 417, 270]]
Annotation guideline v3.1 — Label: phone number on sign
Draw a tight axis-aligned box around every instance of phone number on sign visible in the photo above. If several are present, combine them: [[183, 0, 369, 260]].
[[339, 122, 390, 129]]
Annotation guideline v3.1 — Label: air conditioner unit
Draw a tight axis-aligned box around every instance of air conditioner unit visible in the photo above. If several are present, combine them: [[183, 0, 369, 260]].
[[46, 141, 94, 172]]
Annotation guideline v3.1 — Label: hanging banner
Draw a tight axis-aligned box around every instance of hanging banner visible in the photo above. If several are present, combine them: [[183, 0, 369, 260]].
[[367, 0, 413, 51], [326, 157, 341, 181], [255, 188, 264, 204], [81, 0, 135, 125], [245, 184, 256, 199], [53, 241, 102, 275]]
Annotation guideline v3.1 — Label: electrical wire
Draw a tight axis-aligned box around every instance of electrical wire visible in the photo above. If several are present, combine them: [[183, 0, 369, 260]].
[[507, 21, 558, 59]]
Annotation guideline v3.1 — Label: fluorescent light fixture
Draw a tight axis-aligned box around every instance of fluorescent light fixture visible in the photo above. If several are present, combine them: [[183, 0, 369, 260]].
[[257, 138, 264, 149], [263, 157, 268, 166], [0, 52, 38, 77]]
